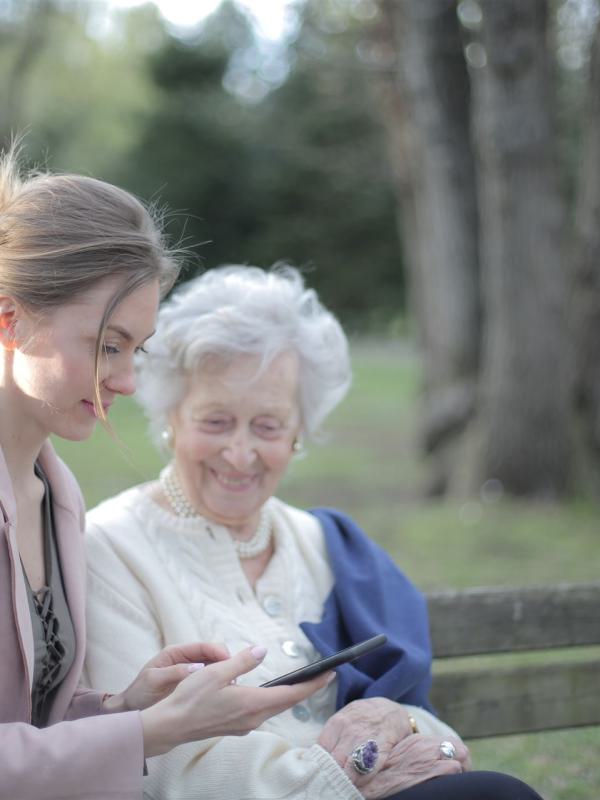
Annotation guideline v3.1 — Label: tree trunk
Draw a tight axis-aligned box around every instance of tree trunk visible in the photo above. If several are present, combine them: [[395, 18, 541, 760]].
[[469, 0, 570, 496], [376, 0, 480, 494], [571, 22, 600, 496]]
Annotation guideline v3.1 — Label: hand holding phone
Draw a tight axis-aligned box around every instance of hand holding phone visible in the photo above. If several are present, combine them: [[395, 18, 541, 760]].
[[260, 634, 387, 687]]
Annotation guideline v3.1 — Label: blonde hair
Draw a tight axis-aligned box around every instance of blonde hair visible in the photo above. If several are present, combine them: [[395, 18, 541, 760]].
[[0, 143, 182, 418]]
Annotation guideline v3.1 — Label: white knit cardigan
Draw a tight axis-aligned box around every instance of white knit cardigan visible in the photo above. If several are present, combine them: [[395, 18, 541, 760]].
[[84, 486, 454, 800]]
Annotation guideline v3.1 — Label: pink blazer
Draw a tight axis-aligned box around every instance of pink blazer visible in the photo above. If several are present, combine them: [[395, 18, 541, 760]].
[[0, 440, 144, 800]]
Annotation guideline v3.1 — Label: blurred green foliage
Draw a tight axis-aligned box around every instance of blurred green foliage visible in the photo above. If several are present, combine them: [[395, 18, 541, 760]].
[[120, 1, 404, 326], [2, 0, 404, 328], [2, 0, 591, 331]]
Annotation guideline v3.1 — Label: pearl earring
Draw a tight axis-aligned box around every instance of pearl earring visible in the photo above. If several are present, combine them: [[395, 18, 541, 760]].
[[161, 424, 174, 449], [292, 438, 303, 453]]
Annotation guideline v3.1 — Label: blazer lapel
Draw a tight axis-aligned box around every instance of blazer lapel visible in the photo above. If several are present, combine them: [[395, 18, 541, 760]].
[[37, 441, 87, 689], [0, 444, 35, 693]]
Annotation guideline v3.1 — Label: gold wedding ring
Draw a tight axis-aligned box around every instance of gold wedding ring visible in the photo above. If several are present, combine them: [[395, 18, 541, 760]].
[[408, 713, 419, 734]]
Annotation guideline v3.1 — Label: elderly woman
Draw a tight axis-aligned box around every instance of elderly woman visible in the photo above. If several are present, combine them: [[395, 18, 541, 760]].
[[84, 266, 544, 800]]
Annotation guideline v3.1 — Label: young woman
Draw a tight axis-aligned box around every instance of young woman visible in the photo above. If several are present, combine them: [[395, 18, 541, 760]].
[[0, 148, 330, 800]]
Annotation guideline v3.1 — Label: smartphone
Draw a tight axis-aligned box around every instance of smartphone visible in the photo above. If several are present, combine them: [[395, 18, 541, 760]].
[[260, 633, 387, 687]]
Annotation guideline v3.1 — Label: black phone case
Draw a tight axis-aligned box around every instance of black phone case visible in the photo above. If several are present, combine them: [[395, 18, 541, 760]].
[[260, 633, 387, 687]]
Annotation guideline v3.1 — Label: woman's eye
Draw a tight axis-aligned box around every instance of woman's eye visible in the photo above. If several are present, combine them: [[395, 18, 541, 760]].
[[201, 418, 228, 429], [103, 344, 120, 355], [254, 421, 281, 436]]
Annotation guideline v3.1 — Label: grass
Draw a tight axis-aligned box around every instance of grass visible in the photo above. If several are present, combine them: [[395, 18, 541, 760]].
[[53, 338, 600, 799]]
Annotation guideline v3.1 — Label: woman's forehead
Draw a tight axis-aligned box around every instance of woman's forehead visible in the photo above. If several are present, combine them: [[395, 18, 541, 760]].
[[56, 277, 159, 335], [183, 352, 300, 407]]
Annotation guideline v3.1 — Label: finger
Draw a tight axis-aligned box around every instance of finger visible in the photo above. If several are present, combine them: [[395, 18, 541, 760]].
[[337, 736, 380, 776], [149, 642, 231, 669], [461, 742, 472, 771], [444, 738, 470, 768], [455, 744, 471, 771], [258, 671, 335, 714], [431, 738, 467, 775], [433, 759, 464, 777], [205, 646, 269, 685], [150, 662, 206, 691]]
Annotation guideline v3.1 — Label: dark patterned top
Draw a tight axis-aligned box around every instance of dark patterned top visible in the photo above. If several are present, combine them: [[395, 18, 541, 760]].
[[23, 463, 76, 728]]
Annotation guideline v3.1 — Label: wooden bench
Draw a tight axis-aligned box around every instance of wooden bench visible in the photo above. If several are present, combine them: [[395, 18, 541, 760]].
[[426, 581, 600, 738]]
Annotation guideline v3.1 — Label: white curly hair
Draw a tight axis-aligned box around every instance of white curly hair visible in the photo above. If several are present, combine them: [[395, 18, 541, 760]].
[[135, 264, 352, 448]]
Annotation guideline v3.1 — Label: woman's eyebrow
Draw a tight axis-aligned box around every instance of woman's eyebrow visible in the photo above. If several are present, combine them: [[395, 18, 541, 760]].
[[106, 324, 156, 343]]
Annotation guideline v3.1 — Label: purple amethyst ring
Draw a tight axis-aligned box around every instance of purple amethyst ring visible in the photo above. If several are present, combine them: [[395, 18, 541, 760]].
[[351, 739, 379, 775]]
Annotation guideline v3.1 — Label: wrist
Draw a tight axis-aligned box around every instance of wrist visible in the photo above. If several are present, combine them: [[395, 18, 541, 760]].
[[140, 704, 177, 758], [102, 692, 128, 714]]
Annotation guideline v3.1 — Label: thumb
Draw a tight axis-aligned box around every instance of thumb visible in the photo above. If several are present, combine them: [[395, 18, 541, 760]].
[[207, 645, 267, 685]]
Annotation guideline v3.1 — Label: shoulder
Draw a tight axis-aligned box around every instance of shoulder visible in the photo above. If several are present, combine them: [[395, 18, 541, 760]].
[[85, 484, 151, 557], [270, 497, 334, 598], [270, 496, 322, 533], [85, 486, 162, 597], [270, 496, 325, 552], [86, 484, 148, 529]]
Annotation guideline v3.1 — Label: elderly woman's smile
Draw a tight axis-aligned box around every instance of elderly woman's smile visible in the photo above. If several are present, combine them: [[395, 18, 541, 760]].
[[212, 472, 257, 490], [169, 350, 301, 538]]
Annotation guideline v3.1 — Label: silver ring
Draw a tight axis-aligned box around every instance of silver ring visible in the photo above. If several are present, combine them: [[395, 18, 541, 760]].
[[439, 740, 456, 760], [351, 739, 379, 774]]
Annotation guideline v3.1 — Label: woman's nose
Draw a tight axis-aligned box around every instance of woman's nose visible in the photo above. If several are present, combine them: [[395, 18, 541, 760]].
[[104, 359, 136, 397], [222, 433, 257, 470]]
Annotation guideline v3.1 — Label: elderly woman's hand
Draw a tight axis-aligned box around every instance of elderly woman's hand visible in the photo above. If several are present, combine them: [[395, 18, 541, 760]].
[[358, 734, 470, 798], [317, 698, 414, 782]]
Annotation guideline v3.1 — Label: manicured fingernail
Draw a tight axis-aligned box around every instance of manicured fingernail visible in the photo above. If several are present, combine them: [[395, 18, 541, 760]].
[[325, 671, 336, 684], [251, 646, 267, 661], [187, 662, 205, 672]]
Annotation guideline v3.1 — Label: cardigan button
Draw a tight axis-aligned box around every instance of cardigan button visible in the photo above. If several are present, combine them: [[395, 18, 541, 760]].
[[292, 704, 311, 722], [281, 640, 302, 657], [262, 595, 282, 616]]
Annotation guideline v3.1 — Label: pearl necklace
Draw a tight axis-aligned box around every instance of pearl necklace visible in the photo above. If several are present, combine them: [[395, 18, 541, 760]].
[[159, 463, 273, 559]]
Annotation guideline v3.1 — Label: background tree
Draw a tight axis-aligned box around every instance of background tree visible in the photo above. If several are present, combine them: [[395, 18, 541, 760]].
[[470, 0, 570, 497], [376, 0, 480, 495], [4, 0, 600, 500], [571, 20, 600, 494], [119, 0, 405, 327], [377, 0, 596, 498]]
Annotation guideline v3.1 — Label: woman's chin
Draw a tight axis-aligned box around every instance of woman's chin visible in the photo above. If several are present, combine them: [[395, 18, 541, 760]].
[[51, 419, 97, 442]]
